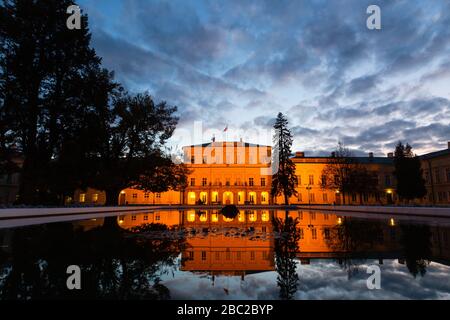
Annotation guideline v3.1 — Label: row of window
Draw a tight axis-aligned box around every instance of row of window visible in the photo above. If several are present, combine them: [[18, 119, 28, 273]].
[[437, 191, 450, 202], [131, 193, 161, 199], [295, 174, 392, 187], [189, 250, 271, 261], [424, 168, 450, 184], [79, 193, 99, 203], [190, 178, 266, 187], [187, 149, 272, 165], [130, 214, 160, 221]]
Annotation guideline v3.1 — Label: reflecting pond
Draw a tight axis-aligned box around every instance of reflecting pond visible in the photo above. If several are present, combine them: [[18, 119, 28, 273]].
[[1, 209, 450, 300]]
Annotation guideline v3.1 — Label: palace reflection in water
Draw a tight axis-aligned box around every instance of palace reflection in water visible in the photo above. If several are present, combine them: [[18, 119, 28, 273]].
[[1, 210, 450, 299]]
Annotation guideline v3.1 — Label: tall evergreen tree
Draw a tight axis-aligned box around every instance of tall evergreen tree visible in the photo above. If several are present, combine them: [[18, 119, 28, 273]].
[[0, 0, 114, 204], [271, 113, 297, 205], [393, 142, 427, 202]]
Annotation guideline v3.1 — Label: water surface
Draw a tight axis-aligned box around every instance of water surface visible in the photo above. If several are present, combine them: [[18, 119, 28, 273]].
[[1, 209, 449, 300]]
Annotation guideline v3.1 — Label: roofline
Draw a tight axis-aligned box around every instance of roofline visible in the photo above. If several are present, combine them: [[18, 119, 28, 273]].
[[183, 141, 271, 148]]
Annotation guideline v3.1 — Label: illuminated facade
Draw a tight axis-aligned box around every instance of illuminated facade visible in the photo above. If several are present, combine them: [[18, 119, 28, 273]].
[[68, 140, 449, 207]]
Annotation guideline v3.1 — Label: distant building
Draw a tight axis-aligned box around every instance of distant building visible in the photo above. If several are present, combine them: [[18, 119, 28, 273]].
[[3, 140, 449, 207], [420, 142, 450, 205], [72, 140, 450, 206]]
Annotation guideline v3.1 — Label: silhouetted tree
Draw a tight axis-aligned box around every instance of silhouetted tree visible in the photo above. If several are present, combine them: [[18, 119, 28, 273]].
[[84, 92, 182, 205], [0, 219, 186, 299], [393, 142, 426, 202], [0, 0, 118, 204], [271, 113, 297, 205], [400, 224, 431, 278], [321, 143, 379, 205], [321, 142, 356, 204]]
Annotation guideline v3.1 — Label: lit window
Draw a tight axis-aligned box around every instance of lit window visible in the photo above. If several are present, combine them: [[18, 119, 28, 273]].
[[92, 193, 99, 203], [132, 193, 137, 198], [155, 215, 160, 221], [156, 193, 161, 198], [131, 215, 136, 221], [79, 194, 86, 203], [144, 193, 149, 198], [187, 211, 196, 222], [144, 215, 148, 221], [249, 178, 254, 186], [312, 228, 317, 240], [261, 178, 266, 187]]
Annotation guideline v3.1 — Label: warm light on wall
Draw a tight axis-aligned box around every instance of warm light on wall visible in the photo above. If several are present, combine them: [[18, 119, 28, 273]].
[[337, 217, 342, 225], [187, 211, 196, 222], [389, 218, 395, 227], [386, 189, 393, 194]]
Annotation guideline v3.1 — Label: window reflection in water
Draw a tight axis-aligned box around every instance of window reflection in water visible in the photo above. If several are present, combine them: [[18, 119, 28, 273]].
[[1, 210, 450, 300]]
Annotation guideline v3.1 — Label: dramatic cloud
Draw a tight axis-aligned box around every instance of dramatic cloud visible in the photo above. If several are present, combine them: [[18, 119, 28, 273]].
[[79, 0, 450, 155]]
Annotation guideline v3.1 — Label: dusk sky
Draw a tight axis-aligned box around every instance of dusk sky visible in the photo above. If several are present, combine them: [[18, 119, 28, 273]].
[[78, 0, 450, 156]]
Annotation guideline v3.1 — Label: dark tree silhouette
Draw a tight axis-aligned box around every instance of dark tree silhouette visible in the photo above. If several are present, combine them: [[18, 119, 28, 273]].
[[273, 215, 300, 300], [83, 92, 183, 205], [321, 142, 378, 205], [1, 1, 187, 205], [0, 0, 115, 204], [400, 224, 431, 278], [393, 142, 426, 202], [271, 113, 297, 205], [0, 219, 186, 299]]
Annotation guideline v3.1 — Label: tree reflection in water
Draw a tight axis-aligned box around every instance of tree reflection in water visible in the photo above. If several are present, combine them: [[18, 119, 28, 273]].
[[273, 212, 301, 300], [400, 224, 431, 278], [0, 217, 186, 300], [325, 218, 384, 279]]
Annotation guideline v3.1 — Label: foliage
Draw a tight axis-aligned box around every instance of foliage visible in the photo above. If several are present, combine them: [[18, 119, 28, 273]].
[[393, 142, 427, 201], [271, 113, 297, 204]]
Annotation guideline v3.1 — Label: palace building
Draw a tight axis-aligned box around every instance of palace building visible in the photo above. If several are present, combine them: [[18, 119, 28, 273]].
[[70, 140, 450, 207]]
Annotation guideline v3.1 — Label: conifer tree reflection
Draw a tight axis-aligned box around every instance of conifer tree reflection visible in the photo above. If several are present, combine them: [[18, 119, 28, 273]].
[[0, 217, 186, 300], [273, 213, 300, 300], [400, 224, 431, 278]]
